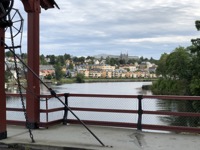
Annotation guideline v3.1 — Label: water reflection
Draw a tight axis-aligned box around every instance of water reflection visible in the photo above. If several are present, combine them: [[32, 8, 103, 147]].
[[157, 99, 199, 127]]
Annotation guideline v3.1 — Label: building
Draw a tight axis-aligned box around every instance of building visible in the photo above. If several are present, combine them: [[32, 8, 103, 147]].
[[39, 65, 55, 78]]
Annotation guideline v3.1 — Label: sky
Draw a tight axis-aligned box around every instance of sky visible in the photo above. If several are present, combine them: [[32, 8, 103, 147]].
[[11, 0, 200, 59]]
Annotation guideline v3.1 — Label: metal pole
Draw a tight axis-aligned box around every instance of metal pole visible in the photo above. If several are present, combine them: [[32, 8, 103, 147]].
[[63, 93, 69, 125], [5, 44, 106, 147], [137, 95, 143, 131]]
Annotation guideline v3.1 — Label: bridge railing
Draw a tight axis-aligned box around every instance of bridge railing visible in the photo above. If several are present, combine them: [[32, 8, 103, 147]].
[[6, 93, 200, 133]]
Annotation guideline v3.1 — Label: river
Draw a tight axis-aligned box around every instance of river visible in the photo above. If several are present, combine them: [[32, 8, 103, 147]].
[[6, 82, 194, 130]]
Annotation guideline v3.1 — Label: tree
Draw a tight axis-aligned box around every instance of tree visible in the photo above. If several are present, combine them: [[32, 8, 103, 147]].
[[156, 53, 168, 78], [127, 59, 136, 64], [5, 51, 13, 57], [110, 58, 118, 66], [64, 54, 71, 60], [86, 56, 95, 64], [72, 56, 78, 63], [57, 55, 65, 66], [165, 47, 191, 80], [40, 54, 48, 65], [188, 45, 200, 96], [105, 56, 110, 64], [78, 56, 85, 64], [54, 64, 64, 81], [152, 47, 192, 95], [76, 73, 85, 83], [48, 55, 56, 65], [119, 59, 125, 65]]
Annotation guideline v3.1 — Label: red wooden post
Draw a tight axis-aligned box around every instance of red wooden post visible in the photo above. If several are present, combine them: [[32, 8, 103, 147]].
[[22, 0, 41, 129], [0, 28, 7, 139], [21, 0, 58, 128]]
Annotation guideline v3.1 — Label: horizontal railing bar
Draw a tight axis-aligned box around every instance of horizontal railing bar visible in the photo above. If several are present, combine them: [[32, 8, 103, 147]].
[[68, 93, 138, 99], [40, 107, 64, 113], [6, 93, 26, 97], [7, 120, 26, 126], [70, 107, 138, 113], [6, 93, 200, 101], [7, 108, 24, 111], [67, 119, 137, 128], [143, 95, 200, 100], [7, 107, 200, 118], [39, 119, 63, 127], [143, 110, 200, 117]]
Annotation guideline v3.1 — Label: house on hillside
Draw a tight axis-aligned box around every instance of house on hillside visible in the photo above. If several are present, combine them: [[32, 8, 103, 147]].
[[39, 65, 55, 79]]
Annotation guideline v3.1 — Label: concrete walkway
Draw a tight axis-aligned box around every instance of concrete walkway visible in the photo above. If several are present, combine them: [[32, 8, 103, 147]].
[[0, 124, 199, 150]]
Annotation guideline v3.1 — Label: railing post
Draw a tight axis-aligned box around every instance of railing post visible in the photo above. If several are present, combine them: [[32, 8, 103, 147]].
[[137, 95, 143, 131], [45, 97, 49, 129], [63, 93, 69, 125]]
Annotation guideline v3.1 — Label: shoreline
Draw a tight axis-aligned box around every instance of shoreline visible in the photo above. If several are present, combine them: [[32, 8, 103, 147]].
[[84, 78, 157, 83]]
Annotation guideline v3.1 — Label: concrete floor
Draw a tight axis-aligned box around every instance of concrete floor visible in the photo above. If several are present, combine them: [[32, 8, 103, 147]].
[[0, 124, 199, 150]]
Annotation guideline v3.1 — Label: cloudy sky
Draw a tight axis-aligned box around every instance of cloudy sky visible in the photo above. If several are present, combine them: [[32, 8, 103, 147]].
[[12, 0, 200, 59]]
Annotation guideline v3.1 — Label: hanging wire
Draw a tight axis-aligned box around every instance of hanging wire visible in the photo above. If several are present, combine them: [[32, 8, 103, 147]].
[[3, 6, 106, 147], [4, 43, 106, 147]]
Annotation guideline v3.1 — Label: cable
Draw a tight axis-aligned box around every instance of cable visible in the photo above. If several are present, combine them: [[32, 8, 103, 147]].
[[4, 42, 106, 147], [7, 12, 35, 142]]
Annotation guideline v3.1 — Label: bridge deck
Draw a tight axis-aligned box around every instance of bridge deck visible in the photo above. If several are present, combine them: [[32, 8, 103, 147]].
[[0, 124, 199, 150]]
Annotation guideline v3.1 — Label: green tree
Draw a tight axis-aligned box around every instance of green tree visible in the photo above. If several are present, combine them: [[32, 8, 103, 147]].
[[64, 54, 71, 60], [76, 73, 85, 83], [188, 45, 200, 95], [110, 58, 118, 66], [156, 53, 169, 78], [72, 56, 78, 63], [48, 55, 56, 65], [86, 56, 95, 64], [54, 64, 64, 81], [78, 56, 85, 64], [127, 59, 136, 64], [40, 54, 48, 65], [57, 55, 65, 66], [5, 51, 13, 57], [165, 47, 191, 80], [105, 56, 110, 64], [152, 46, 192, 95]]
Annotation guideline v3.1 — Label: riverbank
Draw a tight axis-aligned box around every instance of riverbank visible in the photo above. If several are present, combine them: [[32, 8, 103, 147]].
[[85, 78, 157, 83], [52, 78, 157, 84], [5, 78, 157, 86]]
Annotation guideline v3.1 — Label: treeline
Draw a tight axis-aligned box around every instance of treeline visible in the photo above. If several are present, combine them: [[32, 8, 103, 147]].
[[151, 21, 200, 115], [152, 44, 200, 96], [5, 52, 158, 66]]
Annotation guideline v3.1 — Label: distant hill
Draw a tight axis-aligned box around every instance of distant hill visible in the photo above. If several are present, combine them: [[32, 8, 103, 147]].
[[93, 54, 139, 60]]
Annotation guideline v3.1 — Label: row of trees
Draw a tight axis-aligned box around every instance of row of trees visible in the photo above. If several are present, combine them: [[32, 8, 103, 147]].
[[152, 45, 200, 96], [151, 22, 200, 117]]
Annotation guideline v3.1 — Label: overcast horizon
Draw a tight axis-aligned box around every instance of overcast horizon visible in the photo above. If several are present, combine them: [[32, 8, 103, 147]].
[[13, 0, 200, 60]]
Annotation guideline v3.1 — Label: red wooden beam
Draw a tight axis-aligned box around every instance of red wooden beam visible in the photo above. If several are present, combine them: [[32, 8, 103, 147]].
[[40, 0, 59, 10], [0, 28, 7, 139]]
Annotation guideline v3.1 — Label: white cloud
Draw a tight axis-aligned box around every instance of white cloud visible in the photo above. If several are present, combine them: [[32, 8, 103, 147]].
[[8, 0, 200, 59], [116, 35, 199, 44]]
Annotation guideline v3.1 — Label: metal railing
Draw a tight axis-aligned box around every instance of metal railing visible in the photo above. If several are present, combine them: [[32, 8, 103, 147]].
[[6, 93, 200, 133]]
